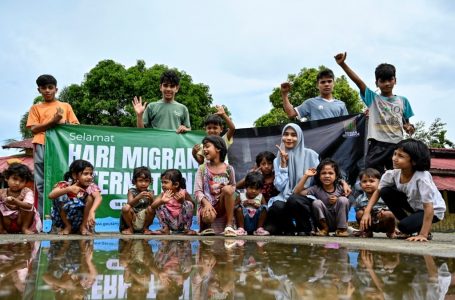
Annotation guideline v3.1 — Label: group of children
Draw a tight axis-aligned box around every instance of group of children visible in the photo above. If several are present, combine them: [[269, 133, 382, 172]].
[[0, 52, 447, 242]]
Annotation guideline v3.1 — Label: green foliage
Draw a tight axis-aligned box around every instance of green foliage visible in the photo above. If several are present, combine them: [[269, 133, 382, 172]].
[[254, 108, 292, 127], [20, 96, 43, 139], [58, 60, 213, 129], [410, 118, 454, 148], [256, 66, 364, 126]]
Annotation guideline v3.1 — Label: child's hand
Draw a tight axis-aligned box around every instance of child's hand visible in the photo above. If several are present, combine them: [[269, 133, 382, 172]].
[[403, 123, 415, 135], [174, 191, 185, 203], [360, 213, 371, 231], [192, 144, 201, 155], [201, 201, 217, 221], [276, 144, 289, 167], [334, 52, 347, 65], [132, 96, 147, 115], [67, 185, 85, 195], [140, 191, 153, 200], [280, 82, 291, 96], [5, 196, 18, 208], [161, 190, 173, 203], [214, 105, 226, 116], [305, 168, 317, 177], [52, 107, 64, 124], [329, 195, 337, 205], [407, 234, 429, 242], [176, 125, 189, 134]]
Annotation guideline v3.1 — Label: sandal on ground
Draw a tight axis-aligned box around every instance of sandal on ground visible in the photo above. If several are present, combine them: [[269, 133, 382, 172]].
[[253, 227, 270, 236], [147, 229, 169, 235], [388, 229, 410, 239], [335, 229, 349, 237], [315, 229, 329, 236], [223, 226, 237, 237], [235, 227, 248, 236], [199, 228, 215, 236]]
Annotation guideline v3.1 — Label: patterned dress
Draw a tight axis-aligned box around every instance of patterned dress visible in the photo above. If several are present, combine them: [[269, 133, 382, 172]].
[[156, 189, 194, 231], [51, 181, 100, 233]]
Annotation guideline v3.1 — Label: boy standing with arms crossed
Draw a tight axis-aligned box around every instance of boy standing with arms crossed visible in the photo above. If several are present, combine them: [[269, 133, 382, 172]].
[[26, 74, 79, 218], [133, 69, 191, 133], [335, 52, 415, 173]]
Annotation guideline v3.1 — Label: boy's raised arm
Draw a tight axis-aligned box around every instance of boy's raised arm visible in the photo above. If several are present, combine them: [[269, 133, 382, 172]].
[[334, 52, 367, 96], [215, 105, 235, 141], [281, 83, 298, 118]]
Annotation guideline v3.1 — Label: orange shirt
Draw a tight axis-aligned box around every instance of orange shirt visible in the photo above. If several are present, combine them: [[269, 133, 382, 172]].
[[26, 100, 79, 145]]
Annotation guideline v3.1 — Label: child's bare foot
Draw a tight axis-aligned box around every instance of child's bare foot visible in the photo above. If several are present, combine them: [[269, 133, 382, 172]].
[[22, 228, 35, 235], [122, 228, 134, 235], [58, 227, 71, 235], [80, 225, 93, 236], [184, 229, 197, 235]]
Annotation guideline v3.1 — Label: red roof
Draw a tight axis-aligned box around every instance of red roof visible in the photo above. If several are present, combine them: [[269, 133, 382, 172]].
[[432, 175, 455, 192], [0, 155, 34, 173], [2, 138, 33, 149], [431, 158, 455, 170]]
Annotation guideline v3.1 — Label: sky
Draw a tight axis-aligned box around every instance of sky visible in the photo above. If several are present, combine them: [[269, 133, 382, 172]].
[[1, 0, 454, 157]]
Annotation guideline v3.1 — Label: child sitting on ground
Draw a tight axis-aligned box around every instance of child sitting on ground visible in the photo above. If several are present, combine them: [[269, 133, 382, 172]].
[[360, 139, 446, 242], [236, 151, 279, 203], [0, 163, 42, 234], [234, 172, 269, 236], [194, 135, 237, 236], [48, 159, 102, 235], [152, 169, 196, 235], [192, 105, 236, 164], [120, 166, 156, 235], [295, 158, 350, 237], [353, 168, 396, 238]]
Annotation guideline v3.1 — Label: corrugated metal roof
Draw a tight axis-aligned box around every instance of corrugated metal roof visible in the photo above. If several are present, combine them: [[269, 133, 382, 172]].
[[432, 175, 455, 192], [2, 138, 33, 149], [431, 158, 455, 170], [0, 155, 34, 173]]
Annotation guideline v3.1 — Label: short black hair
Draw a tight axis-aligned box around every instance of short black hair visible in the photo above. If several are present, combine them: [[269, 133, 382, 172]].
[[244, 171, 264, 189], [202, 135, 227, 162], [255, 151, 276, 166], [160, 70, 180, 85], [64, 159, 94, 182], [314, 158, 342, 187], [395, 139, 431, 171], [36, 74, 57, 87], [132, 166, 152, 184], [375, 63, 396, 81], [204, 114, 224, 127], [3, 163, 33, 182], [358, 168, 381, 180], [317, 69, 335, 81], [161, 169, 186, 189]]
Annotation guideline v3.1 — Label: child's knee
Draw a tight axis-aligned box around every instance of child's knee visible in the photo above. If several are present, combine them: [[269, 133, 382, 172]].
[[312, 199, 323, 209], [122, 204, 132, 214]]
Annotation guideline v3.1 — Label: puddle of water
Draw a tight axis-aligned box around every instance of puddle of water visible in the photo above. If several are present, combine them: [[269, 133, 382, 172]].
[[0, 239, 453, 299]]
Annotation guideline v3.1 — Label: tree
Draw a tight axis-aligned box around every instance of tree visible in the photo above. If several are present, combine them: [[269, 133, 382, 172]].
[[254, 66, 365, 127], [409, 118, 454, 148], [20, 96, 43, 139], [20, 60, 214, 137]]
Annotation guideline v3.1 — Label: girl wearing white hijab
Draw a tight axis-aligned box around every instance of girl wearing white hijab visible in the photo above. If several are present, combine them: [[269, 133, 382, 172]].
[[265, 123, 319, 235]]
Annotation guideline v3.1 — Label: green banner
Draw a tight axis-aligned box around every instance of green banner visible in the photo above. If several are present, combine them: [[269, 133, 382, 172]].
[[44, 124, 205, 232]]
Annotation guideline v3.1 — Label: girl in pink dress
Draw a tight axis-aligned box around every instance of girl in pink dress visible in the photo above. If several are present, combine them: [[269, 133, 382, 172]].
[[0, 163, 42, 234]]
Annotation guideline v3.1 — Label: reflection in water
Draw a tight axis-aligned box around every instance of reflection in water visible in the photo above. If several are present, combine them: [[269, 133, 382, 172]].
[[0, 239, 454, 299]]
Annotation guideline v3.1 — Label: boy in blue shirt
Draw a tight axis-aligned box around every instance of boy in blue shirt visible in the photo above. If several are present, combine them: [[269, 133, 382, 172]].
[[281, 69, 348, 121], [335, 52, 415, 173]]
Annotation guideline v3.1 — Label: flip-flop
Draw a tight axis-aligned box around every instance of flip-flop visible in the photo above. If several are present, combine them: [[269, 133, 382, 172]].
[[199, 228, 215, 236], [223, 226, 237, 237]]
